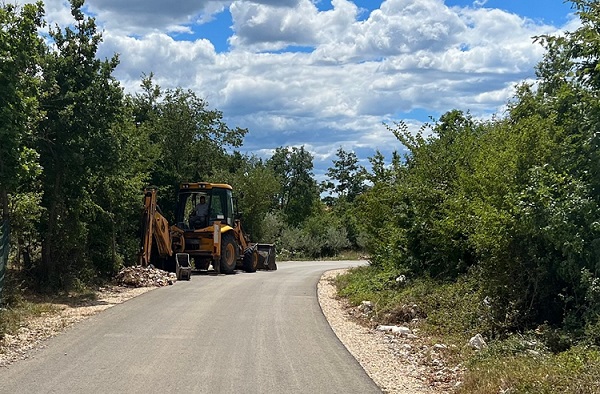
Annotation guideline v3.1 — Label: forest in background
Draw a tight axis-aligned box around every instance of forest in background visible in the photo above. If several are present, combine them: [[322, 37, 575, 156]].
[[2, 0, 600, 353], [0, 0, 366, 293]]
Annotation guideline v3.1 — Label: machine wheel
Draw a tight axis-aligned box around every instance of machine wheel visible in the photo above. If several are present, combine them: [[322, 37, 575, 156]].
[[243, 248, 259, 273], [220, 233, 238, 274]]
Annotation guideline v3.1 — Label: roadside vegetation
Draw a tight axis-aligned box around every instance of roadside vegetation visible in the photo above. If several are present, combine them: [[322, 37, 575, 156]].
[[2, 0, 600, 391], [336, 1, 600, 391]]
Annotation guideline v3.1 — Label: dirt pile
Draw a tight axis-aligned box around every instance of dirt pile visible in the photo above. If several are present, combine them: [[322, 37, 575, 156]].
[[114, 265, 177, 287]]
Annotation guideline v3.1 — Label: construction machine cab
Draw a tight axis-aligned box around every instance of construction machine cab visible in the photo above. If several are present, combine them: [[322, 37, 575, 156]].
[[175, 183, 235, 230]]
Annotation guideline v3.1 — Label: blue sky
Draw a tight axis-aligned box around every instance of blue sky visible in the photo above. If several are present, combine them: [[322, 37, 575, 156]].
[[31, 0, 579, 180], [173, 1, 575, 52], [448, 0, 574, 24]]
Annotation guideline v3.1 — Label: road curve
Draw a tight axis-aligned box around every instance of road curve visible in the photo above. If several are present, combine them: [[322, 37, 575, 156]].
[[0, 260, 381, 394]]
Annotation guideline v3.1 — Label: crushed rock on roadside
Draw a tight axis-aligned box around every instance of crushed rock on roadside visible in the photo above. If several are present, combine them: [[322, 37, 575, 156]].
[[114, 265, 177, 287]]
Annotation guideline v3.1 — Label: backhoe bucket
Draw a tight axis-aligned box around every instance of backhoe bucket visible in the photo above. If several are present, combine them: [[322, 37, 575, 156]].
[[256, 244, 277, 270], [176, 253, 192, 280]]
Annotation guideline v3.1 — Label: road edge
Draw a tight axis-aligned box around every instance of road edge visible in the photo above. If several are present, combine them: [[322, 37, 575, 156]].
[[317, 269, 433, 394]]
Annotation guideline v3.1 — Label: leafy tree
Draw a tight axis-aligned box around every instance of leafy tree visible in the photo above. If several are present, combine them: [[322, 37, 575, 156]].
[[366, 149, 401, 185], [365, 112, 480, 279], [536, 0, 600, 92], [271, 209, 350, 259], [354, 149, 405, 264], [210, 153, 280, 242], [0, 2, 45, 221], [324, 147, 366, 203], [36, 0, 127, 287], [358, 78, 600, 339], [131, 75, 247, 219], [267, 146, 319, 226], [221, 0, 600, 346], [321, 147, 368, 249]]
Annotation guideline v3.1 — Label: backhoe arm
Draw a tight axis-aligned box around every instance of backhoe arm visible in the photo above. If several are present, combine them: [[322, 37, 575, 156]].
[[138, 188, 173, 266]]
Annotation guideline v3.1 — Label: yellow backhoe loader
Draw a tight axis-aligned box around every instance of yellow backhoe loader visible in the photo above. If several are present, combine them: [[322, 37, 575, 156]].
[[138, 182, 276, 278]]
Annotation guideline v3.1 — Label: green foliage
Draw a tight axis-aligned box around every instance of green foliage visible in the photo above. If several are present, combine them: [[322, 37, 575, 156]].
[[0, 0, 299, 297], [209, 153, 280, 242], [323, 147, 366, 202], [278, 225, 304, 259], [2, 1, 252, 290], [335, 265, 403, 307], [261, 211, 286, 247], [34, 0, 129, 288], [536, 0, 600, 92], [357, 111, 481, 279], [356, 77, 600, 340], [333, 1, 600, 389], [336, 265, 491, 337], [354, 150, 404, 259], [299, 213, 350, 258], [132, 75, 247, 220], [0, 2, 45, 219], [460, 345, 600, 394], [0, 268, 57, 338], [319, 147, 375, 253], [265, 208, 351, 259], [267, 146, 319, 226], [338, 264, 600, 394]]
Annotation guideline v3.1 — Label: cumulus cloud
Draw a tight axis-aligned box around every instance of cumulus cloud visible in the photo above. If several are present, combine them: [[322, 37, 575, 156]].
[[83, 0, 222, 34], [15, 0, 575, 173], [229, 0, 358, 50], [85, 0, 302, 35], [99, 33, 218, 91]]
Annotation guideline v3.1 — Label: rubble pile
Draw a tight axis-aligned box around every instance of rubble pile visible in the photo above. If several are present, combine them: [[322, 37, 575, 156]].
[[114, 265, 177, 287]]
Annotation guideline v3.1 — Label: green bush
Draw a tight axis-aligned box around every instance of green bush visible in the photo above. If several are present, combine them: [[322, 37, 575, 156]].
[[270, 209, 351, 259]]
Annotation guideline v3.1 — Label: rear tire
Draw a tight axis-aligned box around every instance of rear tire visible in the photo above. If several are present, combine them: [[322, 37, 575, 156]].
[[220, 233, 238, 274], [243, 248, 259, 273]]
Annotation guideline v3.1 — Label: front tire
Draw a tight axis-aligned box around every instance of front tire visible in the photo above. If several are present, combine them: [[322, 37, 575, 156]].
[[220, 233, 238, 274], [243, 247, 259, 273]]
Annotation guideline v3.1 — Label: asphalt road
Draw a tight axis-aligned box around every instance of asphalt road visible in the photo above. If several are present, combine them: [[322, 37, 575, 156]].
[[0, 260, 381, 394]]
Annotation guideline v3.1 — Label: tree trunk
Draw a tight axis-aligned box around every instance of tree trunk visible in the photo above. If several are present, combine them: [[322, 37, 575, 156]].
[[0, 154, 9, 221], [22, 242, 32, 272], [41, 170, 63, 286], [0, 186, 8, 222]]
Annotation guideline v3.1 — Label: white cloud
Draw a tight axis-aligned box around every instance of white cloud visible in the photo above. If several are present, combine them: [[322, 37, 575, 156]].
[[15, 0, 577, 173], [99, 33, 217, 92], [229, 0, 321, 49], [84, 0, 213, 35]]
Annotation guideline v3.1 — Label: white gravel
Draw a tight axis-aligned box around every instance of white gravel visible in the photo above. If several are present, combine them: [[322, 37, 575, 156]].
[[318, 269, 452, 394]]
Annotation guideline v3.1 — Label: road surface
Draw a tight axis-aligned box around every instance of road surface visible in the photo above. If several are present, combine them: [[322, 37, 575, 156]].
[[0, 260, 381, 393]]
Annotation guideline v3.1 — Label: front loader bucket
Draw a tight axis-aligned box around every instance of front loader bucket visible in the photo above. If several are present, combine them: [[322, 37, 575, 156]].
[[256, 244, 277, 270]]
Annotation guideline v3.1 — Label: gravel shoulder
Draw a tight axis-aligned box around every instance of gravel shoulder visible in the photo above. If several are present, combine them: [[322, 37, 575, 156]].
[[318, 269, 443, 394]]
